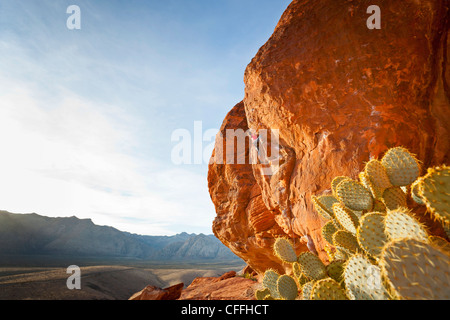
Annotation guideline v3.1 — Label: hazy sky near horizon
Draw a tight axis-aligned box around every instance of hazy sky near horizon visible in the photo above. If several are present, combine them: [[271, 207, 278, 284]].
[[0, 0, 290, 236]]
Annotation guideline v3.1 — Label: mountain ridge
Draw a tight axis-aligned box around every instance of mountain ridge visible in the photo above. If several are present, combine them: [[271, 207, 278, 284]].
[[0, 210, 240, 262]]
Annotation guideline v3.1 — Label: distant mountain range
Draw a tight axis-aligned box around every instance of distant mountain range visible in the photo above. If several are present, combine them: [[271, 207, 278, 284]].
[[0, 211, 240, 262]]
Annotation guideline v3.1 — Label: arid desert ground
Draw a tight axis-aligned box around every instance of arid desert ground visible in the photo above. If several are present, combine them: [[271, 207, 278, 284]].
[[0, 263, 244, 300]]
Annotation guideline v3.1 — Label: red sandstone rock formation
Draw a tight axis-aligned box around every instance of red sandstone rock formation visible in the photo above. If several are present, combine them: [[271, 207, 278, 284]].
[[208, 0, 450, 274], [129, 283, 184, 300], [129, 271, 256, 300], [179, 271, 256, 300]]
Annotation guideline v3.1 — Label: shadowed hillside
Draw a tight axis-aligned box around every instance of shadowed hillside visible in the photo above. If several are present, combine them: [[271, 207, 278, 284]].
[[0, 211, 241, 262]]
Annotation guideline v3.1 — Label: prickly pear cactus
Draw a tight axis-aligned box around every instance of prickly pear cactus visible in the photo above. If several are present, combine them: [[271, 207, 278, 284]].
[[255, 288, 271, 300], [415, 165, 449, 225], [297, 252, 327, 281], [382, 186, 407, 210], [322, 220, 338, 245], [365, 159, 393, 190], [310, 278, 348, 300], [335, 179, 373, 211], [333, 230, 361, 254], [332, 176, 350, 197], [312, 195, 339, 220], [277, 275, 298, 300], [325, 260, 345, 284], [301, 281, 315, 300], [333, 203, 360, 234], [381, 147, 420, 186], [344, 254, 389, 300], [273, 238, 297, 263], [257, 147, 449, 301], [262, 269, 280, 299], [384, 208, 429, 242], [380, 238, 450, 300], [356, 212, 388, 258]]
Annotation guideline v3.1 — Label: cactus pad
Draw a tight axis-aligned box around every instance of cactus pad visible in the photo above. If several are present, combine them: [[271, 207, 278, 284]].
[[255, 288, 271, 300], [336, 179, 373, 211], [344, 254, 389, 300], [262, 269, 280, 299], [333, 203, 360, 234], [417, 165, 450, 224], [332, 176, 351, 197], [356, 212, 388, 257], [382, 186, 407, 211], [292, 261, 302, 279], [297, 252, 327, 281], [326, 260, 345, 284], [365, 159, 393, 189], [359, 171, 384, 200], [322, 220, 338, 245], [384, 208, 428, 242], [273, 238, 297, 263], [333, 230, 361, 254], [310, 278, 349, 300], [277, 275, 298, 300], [312, 195, 339, 220], [302, 281, 315, 300], [380, 238, 450, 300], [410, 178, 424, 205], [381, 147, 420, 186], [429, 236, 450, 255]]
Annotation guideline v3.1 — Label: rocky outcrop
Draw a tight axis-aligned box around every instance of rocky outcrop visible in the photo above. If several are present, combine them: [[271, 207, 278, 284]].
[[129, 283, 184, 300], [179, 271, 256, 300], [208, 0, 450, 274], [129, 271, 256, 300], [208, 102, 309, 275]]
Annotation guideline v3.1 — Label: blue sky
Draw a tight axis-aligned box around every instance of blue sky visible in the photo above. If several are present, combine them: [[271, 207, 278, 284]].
[[0, 0, 290, 235]]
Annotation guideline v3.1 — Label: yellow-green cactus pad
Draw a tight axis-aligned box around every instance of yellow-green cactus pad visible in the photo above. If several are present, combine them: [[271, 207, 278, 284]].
[[297, 252, 327, 281], [332, 176, 351, 197], [359, 171, 384, 200], [381, 147, 420, 186], [322, 220, 339, 245], [333, 230, 361, 254], [326, 260, 345, 284], [384, 208, 428, 242], [277, 275, 298, 300], [365, 159, 393, 189], [417, 165, 449, 225], [273, 238, 297, 263], [357, 212, 388, 257], [410, 178, 424, 205], [262, 269, 280, 299], [310, 278, 349, 300], [429, 236, 450, 255], [292, 261, 302, 279], [380, 238, 450, 300], [312, 195, 339, 220], [333, 203, 360, 234], [301, 281, 315, 300], [343, 254, 389, 300], [336, 179, 373, 211], [255, 288, 271, 300], [382, 186, 407, 211]]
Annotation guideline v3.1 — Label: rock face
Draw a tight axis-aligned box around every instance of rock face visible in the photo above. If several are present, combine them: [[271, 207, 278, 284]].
[[179, 271, 256, 300], [129, 271, 256, 300], [208, 0, 450, 274], [129, 283, 184, 300]]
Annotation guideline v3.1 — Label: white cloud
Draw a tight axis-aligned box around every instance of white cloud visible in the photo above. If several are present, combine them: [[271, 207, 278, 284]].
[[0, 77, 216, 236]]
